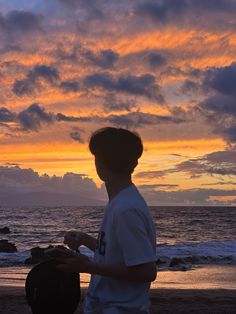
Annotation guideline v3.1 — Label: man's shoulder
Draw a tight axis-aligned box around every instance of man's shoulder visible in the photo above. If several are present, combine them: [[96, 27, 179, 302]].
[[111, 185, 149, 215]]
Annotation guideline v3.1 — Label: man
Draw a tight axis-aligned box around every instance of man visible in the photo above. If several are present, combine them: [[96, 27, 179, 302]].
[[60, 127, 157, 314]]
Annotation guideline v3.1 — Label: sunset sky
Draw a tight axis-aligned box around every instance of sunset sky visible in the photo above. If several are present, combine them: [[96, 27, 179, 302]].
[[0, 0, 235, 205]]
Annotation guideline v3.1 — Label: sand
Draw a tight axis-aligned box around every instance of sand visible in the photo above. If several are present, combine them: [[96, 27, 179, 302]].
[[1, 265, 236, 313], [0, 286, 236, 314]]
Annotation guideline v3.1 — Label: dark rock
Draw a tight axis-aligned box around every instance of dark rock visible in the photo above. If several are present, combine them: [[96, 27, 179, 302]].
[[24, 245, 54, 265], [0, 239, 17, 253], [169, 257, 192, 271], [169, 257, 186, 267], [156, 258, 166, 265], [0, 227, 10, 234]]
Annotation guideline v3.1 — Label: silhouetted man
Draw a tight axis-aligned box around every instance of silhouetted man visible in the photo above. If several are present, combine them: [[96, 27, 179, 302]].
[[60, 127, 157, 314]]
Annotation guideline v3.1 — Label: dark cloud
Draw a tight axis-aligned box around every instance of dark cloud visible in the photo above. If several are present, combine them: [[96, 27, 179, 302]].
[[139, 184, 178, 189], [175, 150, 236, 177], [0, 107, 16, 122], [103, 93, 138, 112], [136, 0, 186, 22], [135, 170, 170, 179], [181, 79, 202, 95], [221, 125, 236, 143], [84, 49, 119, 68], [189, 64, 236, 145], [17, 104, 54, 131], [136, 150, 236, 180], [204, 64, 236, 96], [0, 10, 43, 35], [141, 187, 236, 206], [84, 72, 164, 101], [13, 65, 59, 96], [57, 109, 184, 128], [56, 113, 91, 122], [201, 181, 236, 186], [60, 80, 80, 93], [0, 165, 105, 206], [1, 165, 234, 206], [106, 111, 183, 128], [70, 127, 84, 143], [58, 0, 104, 19], [201, 94, 236, 117], [148, 52, 166, 68], [136, 0, 236, 26]]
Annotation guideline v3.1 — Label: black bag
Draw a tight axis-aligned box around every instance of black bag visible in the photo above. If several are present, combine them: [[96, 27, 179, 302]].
[[25, 259, 81, 314]]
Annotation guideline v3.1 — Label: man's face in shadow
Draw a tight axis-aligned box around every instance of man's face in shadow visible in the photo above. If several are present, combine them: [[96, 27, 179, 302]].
[[95, 157, 109, 182]]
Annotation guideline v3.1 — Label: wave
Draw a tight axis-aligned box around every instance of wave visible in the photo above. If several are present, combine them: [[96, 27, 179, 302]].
[[1, 241, 236, 268], [156, 241, 236, 267]]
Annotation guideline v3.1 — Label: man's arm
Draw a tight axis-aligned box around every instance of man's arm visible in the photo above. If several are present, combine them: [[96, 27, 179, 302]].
[[64, 231, 97, 252], [57, 254, 157, 283], [88, 260, 157, 282]]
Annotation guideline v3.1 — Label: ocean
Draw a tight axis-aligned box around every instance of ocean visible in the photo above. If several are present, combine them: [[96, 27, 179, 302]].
[[0, 206, 236, 268]]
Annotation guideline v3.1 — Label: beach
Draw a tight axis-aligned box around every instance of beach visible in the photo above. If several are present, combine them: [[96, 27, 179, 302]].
[[1, 286, 236, 314], [0, 265, 236, 313]]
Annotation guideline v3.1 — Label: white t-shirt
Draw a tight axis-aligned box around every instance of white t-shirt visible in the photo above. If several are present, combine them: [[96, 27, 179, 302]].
[[84, 184, 157, 314]]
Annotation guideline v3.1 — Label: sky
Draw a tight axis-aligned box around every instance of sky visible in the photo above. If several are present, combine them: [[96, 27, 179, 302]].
[[0, 0, 236, 206]]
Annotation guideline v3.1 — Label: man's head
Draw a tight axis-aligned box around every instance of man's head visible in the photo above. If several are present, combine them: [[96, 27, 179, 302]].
[[89, 127, 143, 181]]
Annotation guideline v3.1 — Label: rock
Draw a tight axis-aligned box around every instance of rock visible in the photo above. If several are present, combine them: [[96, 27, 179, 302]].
[[0, 239, 17, 253], [156, 258, 166, 265], [0, 227, 10, 234], [169, 257, 185, 267], [169, 257, 192, 271], [24, 245, 54, 265]]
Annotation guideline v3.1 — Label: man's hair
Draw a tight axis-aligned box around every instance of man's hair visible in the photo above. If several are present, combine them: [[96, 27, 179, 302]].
[[89, 127, 143, 174]]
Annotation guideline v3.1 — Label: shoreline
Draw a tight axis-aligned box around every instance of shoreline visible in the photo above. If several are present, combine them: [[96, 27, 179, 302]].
[[1, 265, 236, 313], [1, 264, 236, 290], [0, 286, 236, 314]]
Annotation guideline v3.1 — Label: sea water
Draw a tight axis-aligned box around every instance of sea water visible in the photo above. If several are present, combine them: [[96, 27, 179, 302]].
[[0, 206, 236, 267]]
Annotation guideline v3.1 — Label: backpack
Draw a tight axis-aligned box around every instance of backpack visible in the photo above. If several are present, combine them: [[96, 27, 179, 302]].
[[25, 259, 81, 314]]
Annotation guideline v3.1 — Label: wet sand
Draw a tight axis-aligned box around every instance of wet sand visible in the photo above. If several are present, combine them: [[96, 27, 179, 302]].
[[0, 286, 236, 314], [1, 265, 236, 313]]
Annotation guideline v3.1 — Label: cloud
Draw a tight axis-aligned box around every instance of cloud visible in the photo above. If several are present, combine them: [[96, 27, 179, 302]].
[[221, 125, 236, 143], [201, 94, 236, 117], [139, 183, 179, 189], [70, 127, 84, 143], [59, 80, 80, 93], [136, 150, 236, 180], [56, 110, 185, 128], [106, 111, 183, 128], [135, 170, 170, 179], [84, 72, 165, 101], [0, 165, 105, 206], [103, 93, 138, 112], [198, 65, 236, 141], [0, 165, 234, 206], [135, 0, 236, 29], [201, 181, 236, 186], [0, 107, 16, 122], [141, 187, 236, 206], [57, 0, 104, 19], [13, 65, 59, 96], [166, 150, 236, 179], [56, 113, 91, 122], [17, 104, 54, 131], [148, 52, 166, 68], [204, 64, 236, 96], [84, 49, 119, 68], [136, 0, 187, 23], [0, 10, 43, 35]]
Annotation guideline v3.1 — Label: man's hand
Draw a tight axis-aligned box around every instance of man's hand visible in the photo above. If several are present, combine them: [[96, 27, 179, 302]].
[[57, 253, 92, 273], [64, 231, 86, 250], [64, 231, 97, 252]]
